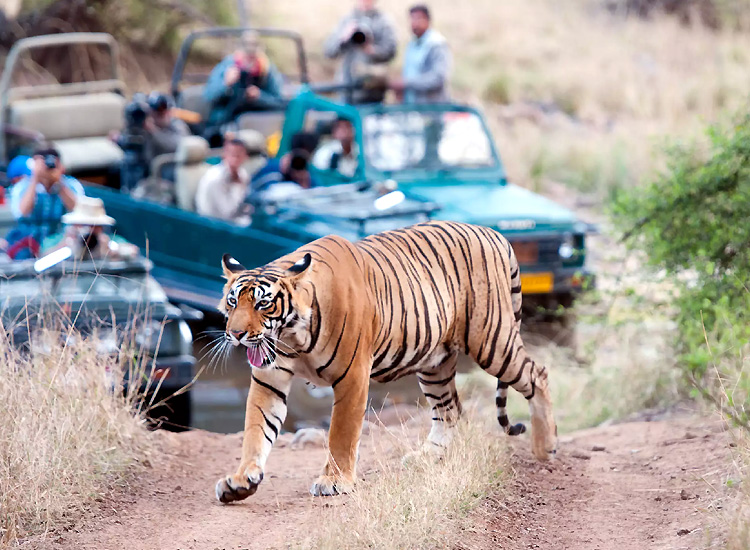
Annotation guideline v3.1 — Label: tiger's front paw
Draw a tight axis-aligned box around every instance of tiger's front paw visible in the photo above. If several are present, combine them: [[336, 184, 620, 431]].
[[215, 463, 264, 504], [309, 474, 354, 497]]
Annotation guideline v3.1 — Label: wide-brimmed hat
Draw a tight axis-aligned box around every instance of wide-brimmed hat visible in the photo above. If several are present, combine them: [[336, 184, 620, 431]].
[[61, 196, 115, 226]]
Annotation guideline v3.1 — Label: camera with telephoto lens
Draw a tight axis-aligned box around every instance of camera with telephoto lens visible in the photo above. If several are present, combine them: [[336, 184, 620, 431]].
[[124, 93, 150, 129], [289, 151, 308, 171], [43, 154, 58, 170], [350, 29, 367, 45], [119, 92, 151, 192], [347, 22, 371, 46], [147, 92, 170, 113], [238, 69, 251, 89]]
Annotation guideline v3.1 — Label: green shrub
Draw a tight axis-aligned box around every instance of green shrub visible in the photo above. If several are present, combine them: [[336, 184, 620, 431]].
[[613, 109, 750, 428], [483, 73, 512, 104]]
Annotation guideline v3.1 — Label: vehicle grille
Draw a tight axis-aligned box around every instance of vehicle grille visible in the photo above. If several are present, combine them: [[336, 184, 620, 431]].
[[509, 237, 561, 266]]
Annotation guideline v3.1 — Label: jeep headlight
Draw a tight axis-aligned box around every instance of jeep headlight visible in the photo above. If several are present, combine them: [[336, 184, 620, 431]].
[[135, 319, 167, 354], [559, 233, 575, 259]]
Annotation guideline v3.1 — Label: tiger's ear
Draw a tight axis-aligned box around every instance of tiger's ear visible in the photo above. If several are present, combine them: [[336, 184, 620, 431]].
[[286, 253, 312, 276], [222, 254, 246, 279]]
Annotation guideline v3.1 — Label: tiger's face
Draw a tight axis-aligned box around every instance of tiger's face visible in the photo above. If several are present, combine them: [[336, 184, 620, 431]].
[[220, 253, 312, 369]]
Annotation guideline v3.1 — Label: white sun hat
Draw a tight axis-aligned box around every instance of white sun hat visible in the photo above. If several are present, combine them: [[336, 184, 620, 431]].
[[61, 196, 116, 226]]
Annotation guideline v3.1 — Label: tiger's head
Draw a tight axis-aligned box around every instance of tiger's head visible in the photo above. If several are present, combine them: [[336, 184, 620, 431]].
[[219, 253, 313, 369]]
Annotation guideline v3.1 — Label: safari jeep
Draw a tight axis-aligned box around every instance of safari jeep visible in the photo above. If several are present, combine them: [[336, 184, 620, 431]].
[[81, 89, 594, 311]]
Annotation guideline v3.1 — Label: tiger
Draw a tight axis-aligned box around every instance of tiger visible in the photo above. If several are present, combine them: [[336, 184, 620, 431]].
[[215, 220, 557, 503]]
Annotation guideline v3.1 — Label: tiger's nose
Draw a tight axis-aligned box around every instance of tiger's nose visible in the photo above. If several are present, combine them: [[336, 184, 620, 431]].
[[228, 330, 246, 340]]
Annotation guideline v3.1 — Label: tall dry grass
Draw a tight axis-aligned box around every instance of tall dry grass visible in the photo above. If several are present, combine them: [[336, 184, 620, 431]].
[[697, 321, 750, 549], [302, 410, 509, 550], [256, 0, 750, 199], [0, 322, 151, 547], [727, 429, 750, 549]]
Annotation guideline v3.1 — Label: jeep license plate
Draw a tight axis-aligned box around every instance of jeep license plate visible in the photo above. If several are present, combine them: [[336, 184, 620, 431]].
[[520, 272, 553, 294]]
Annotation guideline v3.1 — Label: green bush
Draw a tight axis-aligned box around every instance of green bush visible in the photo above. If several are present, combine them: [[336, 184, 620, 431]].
[[613, 110, 750, 429], [483, 73, 512, 104]]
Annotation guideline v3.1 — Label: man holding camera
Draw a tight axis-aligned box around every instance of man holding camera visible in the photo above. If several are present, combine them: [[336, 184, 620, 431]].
[[41, 196, 138, 262], [204, 32, 284, 135], [144, 92, 190, 161], [8, 147, 84, 255], [252, 133, 320, 192], [112, 92, 189, 189], [324, 0, 397, 104]]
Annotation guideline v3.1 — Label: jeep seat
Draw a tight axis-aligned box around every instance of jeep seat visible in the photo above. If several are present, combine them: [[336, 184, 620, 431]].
[[176, 85, 212, 126], [174, 136, 210, 211], [8, 92, 125, 174], [237, 111, 286, 138], [235, 128, 268, 177]]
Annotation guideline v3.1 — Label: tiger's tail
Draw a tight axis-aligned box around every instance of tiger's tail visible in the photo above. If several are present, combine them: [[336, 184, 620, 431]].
[[508, 240, 523, 324], [497, 238, 525, 436], [496, 380, 526, 436]]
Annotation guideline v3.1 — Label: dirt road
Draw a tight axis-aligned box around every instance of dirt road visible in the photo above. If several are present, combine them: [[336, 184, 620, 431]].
[[478, 414, 732, 550], [45, 413, 732, 550]]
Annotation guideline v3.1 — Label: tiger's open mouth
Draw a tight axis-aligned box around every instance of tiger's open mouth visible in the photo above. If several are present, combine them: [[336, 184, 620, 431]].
[[245, 338, 276, 368]]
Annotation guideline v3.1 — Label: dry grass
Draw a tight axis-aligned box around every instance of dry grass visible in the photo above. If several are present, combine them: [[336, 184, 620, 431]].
[[0, 322, 152, 547], [301, 408, 509, 550], [699, 324, 750, 548], [256, 0, 750, 199], [727, 429, 750, 549]]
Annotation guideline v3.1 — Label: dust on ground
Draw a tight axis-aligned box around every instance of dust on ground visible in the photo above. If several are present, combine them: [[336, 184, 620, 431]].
[[37, 409, 733, 550], [471, 411, 732, 550]]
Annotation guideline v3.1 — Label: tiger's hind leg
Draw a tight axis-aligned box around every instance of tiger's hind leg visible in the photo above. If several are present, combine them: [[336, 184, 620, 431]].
[[409, 348, 462, 458]]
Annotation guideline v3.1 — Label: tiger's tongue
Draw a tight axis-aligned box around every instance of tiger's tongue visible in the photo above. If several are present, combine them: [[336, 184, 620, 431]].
[[246, 346, 265, 367]]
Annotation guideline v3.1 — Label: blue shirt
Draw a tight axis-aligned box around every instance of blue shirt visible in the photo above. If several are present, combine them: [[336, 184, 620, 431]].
[[9, 176, 85, 243]]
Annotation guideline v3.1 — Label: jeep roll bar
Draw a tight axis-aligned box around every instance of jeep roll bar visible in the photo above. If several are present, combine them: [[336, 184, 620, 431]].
[[0, 32, 123, 164], [170, 26, 309, 99]]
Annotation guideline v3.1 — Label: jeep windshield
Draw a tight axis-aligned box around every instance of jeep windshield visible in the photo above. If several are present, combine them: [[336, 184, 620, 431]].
[[362, 109, 499, 173]]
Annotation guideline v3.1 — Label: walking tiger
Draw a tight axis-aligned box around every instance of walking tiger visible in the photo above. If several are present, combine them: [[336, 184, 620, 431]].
[[215, 221, 557, 503]]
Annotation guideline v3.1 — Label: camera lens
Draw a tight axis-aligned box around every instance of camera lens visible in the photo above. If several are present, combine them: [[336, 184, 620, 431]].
[[290, 153, 308, 171], [43, 155, 57, 169], [148, 93, 169, 112], [350, 30, 366, 45]]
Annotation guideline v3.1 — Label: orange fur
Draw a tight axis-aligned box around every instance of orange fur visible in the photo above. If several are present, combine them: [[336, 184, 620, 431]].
[[215, 221, 557, 503]]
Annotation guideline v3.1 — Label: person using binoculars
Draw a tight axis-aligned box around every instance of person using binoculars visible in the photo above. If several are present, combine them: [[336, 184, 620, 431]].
[[8, 146, 84, 258], [324, 0, 397, 104], [204, 31, 284, 132]]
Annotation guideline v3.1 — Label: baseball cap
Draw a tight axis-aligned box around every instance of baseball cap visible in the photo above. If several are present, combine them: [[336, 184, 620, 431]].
[[7, 155, 32, 180]]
